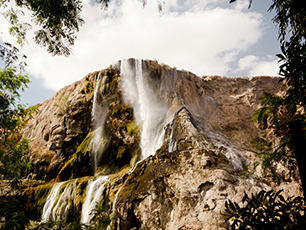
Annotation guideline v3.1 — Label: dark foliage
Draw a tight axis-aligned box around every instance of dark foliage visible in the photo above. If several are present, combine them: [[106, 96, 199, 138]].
[[224, 190, 306, 229], [90, 202, 111, 230], [0, 199, 30, 230], [32, 221, 88, 230], [13, 0, 85, 56], [0, 68, 37, 189], [0, 43, 27, 71]]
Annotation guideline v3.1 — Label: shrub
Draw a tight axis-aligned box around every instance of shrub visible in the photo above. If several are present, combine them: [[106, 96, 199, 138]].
[[224, 190, 306, 229], [90, 203, 111, 230], [32, 221, 88, 230], [0, 199, 30, 230]]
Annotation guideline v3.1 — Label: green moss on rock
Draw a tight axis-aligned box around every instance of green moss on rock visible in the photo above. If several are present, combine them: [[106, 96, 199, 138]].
[[57, 132, 93, 181], [20, 182, 55, 220], [90, 67, 141, 175]]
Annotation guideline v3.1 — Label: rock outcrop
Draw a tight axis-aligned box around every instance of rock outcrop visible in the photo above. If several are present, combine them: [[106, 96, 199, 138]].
[[23, 73, 95, 180], [19, 59, 302, 229]]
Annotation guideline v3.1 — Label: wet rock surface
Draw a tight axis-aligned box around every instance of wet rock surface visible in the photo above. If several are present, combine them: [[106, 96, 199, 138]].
[[19, 59, 302, 229]]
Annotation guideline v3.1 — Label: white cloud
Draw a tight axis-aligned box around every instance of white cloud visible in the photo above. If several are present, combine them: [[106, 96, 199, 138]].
[[236, 55, 280, 77], [1, 0, 265, 91]]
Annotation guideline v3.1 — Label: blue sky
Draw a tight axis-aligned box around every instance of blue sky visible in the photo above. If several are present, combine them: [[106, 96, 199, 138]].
[[0, 0, 281, 106]]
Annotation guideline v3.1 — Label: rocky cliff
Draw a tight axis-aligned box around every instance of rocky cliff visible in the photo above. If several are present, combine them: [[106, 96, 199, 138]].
[[19, 59, 301, 229]]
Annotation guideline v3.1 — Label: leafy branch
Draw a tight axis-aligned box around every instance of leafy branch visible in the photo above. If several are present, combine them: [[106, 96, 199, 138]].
[[224, 190, 306, 229]]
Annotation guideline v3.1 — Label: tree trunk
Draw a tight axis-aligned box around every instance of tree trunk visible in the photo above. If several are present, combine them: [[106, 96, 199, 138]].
[[289, 120, 306, 196]]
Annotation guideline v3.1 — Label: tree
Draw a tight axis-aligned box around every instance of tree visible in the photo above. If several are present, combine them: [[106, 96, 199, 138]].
[[230, 0, 306, 192], [0, 67, 37, 189], [224, 190, 306, 229], [0, 0, 99, 187], [0, 66, 38, 229], [0, 42, 40, 228], [0, 0, 113, 56]]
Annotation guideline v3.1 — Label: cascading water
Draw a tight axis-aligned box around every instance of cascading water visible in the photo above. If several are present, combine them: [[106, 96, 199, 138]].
[[80, 175, 109, 224], [41, 180, 77, 223], [90, 71, 109, 172], [37, 58, 261, 229], [120, 59, 169, 159], [40, 59, 179, 226], [91, 72, 102, 123], [105, 186, 123, 230], [41, 182, 64, 223], [40, 72, 112, 225], [52, 180, 77, 221]]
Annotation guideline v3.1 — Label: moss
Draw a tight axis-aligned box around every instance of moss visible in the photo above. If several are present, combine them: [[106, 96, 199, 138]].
[[96, 97, 140, 173], [57, 132, 93, 181], [76, 131, 93, 153], [251, 137, 272, 152], [100, 70, 120, 96], [84, 79, 94, 95], [213, 121, 224, 132], [75, 176, 90, 203], [101, 134, 139, 174], [108, 103, 133, 121], [117, 146, 126, 159], [106, 166, 132, 207], [28, 182, 55, 218], [130, 154, 138, 167], [126, 120, 140, 136], [56, 65, 140, 177]]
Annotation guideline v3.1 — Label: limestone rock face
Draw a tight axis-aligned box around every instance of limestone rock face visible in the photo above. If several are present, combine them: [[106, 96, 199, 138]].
[[112, 107, 269, 230], [23, 73, 96, 180], [21, 59, 302, 229]]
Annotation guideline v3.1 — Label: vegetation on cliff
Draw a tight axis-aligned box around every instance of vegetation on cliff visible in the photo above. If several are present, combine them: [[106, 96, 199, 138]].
[[57, 132, 93, 181]]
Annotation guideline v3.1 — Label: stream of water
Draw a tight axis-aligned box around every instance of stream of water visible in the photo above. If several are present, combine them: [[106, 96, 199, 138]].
[[80, 175, 109, 224], [120, 59, 169, 159], [40, 59, 177, 225]]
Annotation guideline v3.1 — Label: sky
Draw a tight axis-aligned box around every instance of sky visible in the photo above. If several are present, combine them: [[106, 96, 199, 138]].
[[0, 0, 281, 106]]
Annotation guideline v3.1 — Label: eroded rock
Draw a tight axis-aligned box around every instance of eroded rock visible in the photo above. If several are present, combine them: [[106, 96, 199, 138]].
[[20, 59, 301, 229]]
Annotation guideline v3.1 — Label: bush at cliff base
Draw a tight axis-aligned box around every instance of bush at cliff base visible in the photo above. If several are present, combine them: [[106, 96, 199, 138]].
[[0, 199, 30, 230], [224, 189, 306, 229]]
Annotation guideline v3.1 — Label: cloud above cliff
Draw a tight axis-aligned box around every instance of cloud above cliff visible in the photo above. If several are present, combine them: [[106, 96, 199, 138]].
[[236, 55, 280, 77], [1, 0, 280, 96]]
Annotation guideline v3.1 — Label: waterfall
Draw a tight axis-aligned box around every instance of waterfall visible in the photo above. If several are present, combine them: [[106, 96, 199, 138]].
[[40, 176, 110, 225], [41, 180, 77, 222], [40, 59, 172, 226], [80, 175, 109, 224], [120, 59, 169, 159], [90, 71, 109, 172], [91, 73, 102, 122], [36, 58, 257, 229], [41, 182, 64, 222], [40, 71, 112, 226], [168, 120, 177, 153], [106, 186, 123, 230]]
